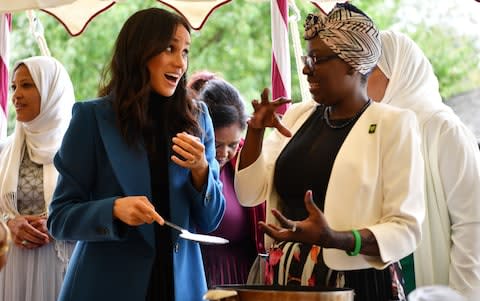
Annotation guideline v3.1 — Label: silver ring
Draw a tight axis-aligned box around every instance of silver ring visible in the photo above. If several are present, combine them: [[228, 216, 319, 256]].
[[189, 159, 196, 164], [21, 240, 28, 245]]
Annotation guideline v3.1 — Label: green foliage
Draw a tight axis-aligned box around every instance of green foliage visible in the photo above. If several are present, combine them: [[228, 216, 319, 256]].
[[407, 26, 480, 99], [5, 0, 480, 135], [355, 0, 480, 99], [10, 1, 152, 101], [353, 0, 403, 28], [188, 0, 272, 105]]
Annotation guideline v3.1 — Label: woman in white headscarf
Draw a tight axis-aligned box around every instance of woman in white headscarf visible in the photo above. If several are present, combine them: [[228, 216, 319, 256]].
[[367, 30, 480, 298], [0, 56, 76, 301]]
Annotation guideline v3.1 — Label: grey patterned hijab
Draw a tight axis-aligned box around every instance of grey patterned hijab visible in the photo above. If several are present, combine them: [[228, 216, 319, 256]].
[[304, 3, 381, 75]]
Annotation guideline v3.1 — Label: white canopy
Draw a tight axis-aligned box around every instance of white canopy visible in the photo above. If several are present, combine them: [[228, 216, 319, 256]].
[[0, 0, 341, 35]]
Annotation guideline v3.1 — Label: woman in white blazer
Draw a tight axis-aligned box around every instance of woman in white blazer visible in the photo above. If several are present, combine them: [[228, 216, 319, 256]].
[[234, 3, 425, 301]]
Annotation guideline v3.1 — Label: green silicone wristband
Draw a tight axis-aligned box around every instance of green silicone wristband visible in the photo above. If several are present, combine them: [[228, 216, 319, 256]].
[[347, 229, 361, 256]]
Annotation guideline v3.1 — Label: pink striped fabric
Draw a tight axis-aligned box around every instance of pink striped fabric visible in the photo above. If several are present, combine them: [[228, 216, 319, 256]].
[[0, 13, 11, 139], [271, 0, 290, 114]]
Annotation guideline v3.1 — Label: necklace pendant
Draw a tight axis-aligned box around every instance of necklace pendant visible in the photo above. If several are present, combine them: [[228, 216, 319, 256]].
[[323, 99, 372, 129]]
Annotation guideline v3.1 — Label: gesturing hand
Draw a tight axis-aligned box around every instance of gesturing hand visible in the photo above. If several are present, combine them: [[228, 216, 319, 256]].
[[171, 131, 209, 191], [171, 132, 207, 172], [113, 196, 164, 226], [259, 190, 333, 246], [248, 88, 292, 137]]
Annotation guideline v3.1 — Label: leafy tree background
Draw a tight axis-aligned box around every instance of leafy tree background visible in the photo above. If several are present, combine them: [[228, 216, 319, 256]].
[[6, 0, 480, 134]]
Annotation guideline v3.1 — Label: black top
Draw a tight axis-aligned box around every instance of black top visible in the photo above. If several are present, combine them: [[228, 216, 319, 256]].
[[273, 105, 403, 301], [145, 92, 174, 301], [274, 105, 356, 220]]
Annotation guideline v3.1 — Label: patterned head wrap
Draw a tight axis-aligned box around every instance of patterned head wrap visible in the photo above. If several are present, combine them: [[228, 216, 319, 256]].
[[304, 3, 380, 75]]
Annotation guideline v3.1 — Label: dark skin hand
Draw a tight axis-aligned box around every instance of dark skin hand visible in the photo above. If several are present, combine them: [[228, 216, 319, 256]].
[[7, 215, 50, 249], [247, 88, 292, 137], [238, 88, 292, 170], [259, 190, 380, 256]]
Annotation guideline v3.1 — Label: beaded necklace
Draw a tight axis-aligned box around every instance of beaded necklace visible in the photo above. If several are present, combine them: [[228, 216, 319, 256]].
[[323, 99, 372, 129]]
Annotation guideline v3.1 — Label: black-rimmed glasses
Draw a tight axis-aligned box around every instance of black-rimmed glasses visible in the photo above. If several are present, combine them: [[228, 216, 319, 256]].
[[301, 54, 338, 71]]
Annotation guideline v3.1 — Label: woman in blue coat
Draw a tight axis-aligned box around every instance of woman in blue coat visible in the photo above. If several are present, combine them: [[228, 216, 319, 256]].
[[47, 8, 225, 301]]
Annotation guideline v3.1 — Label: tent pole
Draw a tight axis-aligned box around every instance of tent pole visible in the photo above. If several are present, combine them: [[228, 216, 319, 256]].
[[271, 0, 291, 114], [26, 10, 51, 56], [0, 13, 11, 139], [288, 0, 310, 103]]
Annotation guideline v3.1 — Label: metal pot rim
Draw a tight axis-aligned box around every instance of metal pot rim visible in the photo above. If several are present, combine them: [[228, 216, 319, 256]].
[[216, 284, 354, 293]]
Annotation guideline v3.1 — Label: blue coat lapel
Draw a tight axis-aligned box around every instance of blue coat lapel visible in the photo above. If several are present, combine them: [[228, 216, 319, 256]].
[[94, 101, 154, 247], [94, 102, 151, 197]]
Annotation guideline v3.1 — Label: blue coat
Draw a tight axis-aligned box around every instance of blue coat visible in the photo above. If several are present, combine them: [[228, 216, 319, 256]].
[[48, 97, 225, 301]]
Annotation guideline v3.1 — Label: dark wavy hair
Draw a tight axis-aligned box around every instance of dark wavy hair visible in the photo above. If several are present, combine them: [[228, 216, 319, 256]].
[[98, 8, 200, 146], [197, 79, 247, 130]]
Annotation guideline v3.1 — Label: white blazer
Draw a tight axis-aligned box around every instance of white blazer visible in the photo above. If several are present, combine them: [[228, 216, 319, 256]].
[[235, 100, 425, 271]]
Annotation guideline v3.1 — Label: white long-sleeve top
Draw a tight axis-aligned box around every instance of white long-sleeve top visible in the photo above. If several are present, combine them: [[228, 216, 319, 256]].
[[377, 30, 480, 295], [415, 111, 480, 294]]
